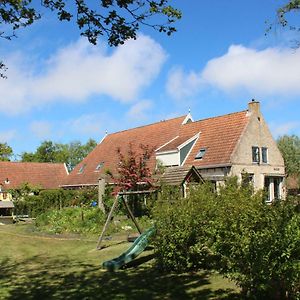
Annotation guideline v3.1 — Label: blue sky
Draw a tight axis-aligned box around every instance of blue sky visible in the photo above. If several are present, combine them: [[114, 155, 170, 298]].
[[0, 0, 300, 158]]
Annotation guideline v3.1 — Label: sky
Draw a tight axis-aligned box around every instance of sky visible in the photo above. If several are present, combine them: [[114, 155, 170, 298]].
[[0, 0, 300, 158]]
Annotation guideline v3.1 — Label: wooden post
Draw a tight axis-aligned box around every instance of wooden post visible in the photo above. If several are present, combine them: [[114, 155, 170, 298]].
[[122, 195, 142, 234], [96, 195, 119, 250], [98, 178, 106, 214]]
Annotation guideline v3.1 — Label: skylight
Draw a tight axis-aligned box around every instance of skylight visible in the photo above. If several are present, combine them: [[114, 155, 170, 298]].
[[95, 162, 104, 171], [195, 148, 206, 160]]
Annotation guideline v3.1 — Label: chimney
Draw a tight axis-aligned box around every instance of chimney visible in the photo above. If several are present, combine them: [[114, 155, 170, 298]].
[[248, 99, 261, 116]]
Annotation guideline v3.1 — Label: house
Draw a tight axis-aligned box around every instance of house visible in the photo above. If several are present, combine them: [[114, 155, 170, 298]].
[[62, 100, 285, 202], [0, 183, 14, 217], [0, 161, 69, 190]]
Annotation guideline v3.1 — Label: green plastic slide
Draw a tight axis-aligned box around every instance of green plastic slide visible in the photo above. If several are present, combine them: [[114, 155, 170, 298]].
[[102, 226, 156, 271]]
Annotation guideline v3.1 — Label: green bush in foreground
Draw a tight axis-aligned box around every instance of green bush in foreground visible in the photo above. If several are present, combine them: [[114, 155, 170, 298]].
[[153, 178, 300, 299]]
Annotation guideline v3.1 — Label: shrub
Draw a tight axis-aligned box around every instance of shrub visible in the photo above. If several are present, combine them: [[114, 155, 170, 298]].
[[35, 207, 106, 234], [153, 178, 300, 299], [153, 182, 217, 271], [14, 189, 75, 217]]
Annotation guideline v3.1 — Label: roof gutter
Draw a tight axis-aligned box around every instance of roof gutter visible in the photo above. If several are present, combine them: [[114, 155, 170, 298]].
[[196, 163, 232, 169]]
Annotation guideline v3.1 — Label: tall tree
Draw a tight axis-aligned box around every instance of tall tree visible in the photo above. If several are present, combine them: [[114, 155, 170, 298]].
[[21, 139, 97, 171], [0, 0, 181, 77], [0, 142, 13, 161], [277, 134, 300, 176]]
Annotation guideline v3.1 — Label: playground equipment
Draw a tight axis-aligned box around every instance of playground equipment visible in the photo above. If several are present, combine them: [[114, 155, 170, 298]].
[[102, 226, 156, 271], [96, 190, 157, 270]]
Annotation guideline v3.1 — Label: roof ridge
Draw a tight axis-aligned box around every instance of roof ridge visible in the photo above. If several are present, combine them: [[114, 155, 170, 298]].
[[0, 161, 65, 166], [107, 114, 187, 136], [187, 110, 248, 124]]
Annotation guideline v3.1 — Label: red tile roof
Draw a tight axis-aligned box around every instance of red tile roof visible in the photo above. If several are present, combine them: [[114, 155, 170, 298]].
[[63, 115, 187, 187], [182, 111, 249, 167], [157, 135, 196, 152], [0, 162, 69, 189], [63, 110, 249, 187]]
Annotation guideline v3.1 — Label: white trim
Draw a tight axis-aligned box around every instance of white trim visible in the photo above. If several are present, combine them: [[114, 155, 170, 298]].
[[156, 149, 178, 155], [155, 136, 179, 152], [63, 163, 69, 175], [182, 113, 194, 124], [177, 132, 200, 150], [98, 132, 108, 144], [180, 133, 200, 166]]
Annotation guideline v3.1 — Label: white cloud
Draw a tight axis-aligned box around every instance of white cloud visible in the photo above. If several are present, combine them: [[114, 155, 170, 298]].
[[166, 67, 202, 99], [0, 129, 17, 143], [0, 35, 167, 115], [30, 121, 52, 139], [67, 113, 105, 136], [202, 45, 300, 95], [166, 45, 300, 99], [127, 100, 153, 121], [270, 121, 300, 138]]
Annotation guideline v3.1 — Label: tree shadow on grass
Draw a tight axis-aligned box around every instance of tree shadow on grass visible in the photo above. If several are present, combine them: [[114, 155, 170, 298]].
[[0, 256, 240, 300]]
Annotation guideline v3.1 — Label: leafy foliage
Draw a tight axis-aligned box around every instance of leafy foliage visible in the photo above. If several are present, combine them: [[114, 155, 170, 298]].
[[12, 184, 99, 217], [277, 135, 300, 176], [21, 139, 97, 171], [0, 0, 181, 77], [35, 208, 153, 235], [154, 178, 300, 299], [13, 187, 75, 216], [35, 207, 106, 234], [111, 143, 155, 193], [266, 0, 300, 48], [0, 142, 13, 161]]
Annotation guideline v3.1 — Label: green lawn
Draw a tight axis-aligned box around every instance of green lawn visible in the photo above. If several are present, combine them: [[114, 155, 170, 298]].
[[0, 224, 240, 299]]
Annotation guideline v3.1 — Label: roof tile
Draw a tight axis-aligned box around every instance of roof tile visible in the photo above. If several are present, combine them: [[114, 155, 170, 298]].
[[0, 162, 68, 189]]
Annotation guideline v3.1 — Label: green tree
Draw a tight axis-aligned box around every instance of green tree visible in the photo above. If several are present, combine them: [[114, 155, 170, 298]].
[[277, 0, 300, 28], [277, 135, 300, 176], [67, 139, 97, 171], [21, 139, 97, 171], [266, 1, 300, 47], [0, 0, 181, 77], [0, 142, 13, 161]]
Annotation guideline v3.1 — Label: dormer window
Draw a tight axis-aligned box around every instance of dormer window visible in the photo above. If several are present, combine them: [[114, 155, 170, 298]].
[[95, 162, 104, 171], [78, 164, 86, 174], [252, 146, 260, 163], [195, 148, 206, 160]]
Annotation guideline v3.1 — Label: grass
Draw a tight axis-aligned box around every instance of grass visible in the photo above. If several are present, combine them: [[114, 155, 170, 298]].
[[0, 223, 241, 299]]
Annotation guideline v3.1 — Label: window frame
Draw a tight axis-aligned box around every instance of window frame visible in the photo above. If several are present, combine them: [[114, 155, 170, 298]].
[[252, 146, 260, 163], [195, 148, 206, 160], [261, 147, 268, 163], [95, 162, 104, 171]]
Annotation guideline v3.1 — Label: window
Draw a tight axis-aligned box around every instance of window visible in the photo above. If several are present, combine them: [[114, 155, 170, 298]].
[[264, 176, 283, 202], [78, 164, 86, 174], [262, 147, 268, 163], [195, 148, 206, 160], [95, 162, 104, 171], [252, 146, 260, 163]]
